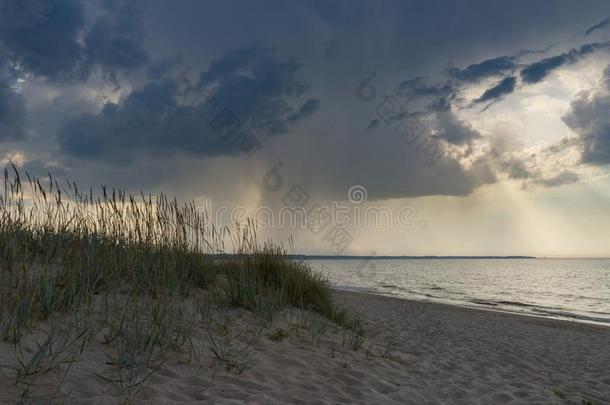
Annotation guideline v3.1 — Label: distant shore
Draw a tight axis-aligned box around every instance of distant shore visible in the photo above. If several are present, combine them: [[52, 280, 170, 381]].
[[294, 255, 537, 260]]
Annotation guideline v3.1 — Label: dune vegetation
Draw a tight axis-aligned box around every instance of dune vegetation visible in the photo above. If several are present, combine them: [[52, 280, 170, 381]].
[[0, 166, 363, 401]]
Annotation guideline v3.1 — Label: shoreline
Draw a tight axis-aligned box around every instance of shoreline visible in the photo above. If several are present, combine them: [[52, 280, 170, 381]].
[[334, 289, 610, 403], [296, 255, 538, 260], [333, 288, 610, 331], [332, 286, 610, 328]]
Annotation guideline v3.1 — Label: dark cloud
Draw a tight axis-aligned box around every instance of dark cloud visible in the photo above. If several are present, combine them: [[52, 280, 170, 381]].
[[58, 79, 188, 159], [0, 0, 148, 80], [362, 21, 610, 197], [521, 42, 610, 84], [358, 14, 610, 194], [562, 65, 610, 165], [585, 17, 610, 36], [392, 77, 479, 145], [521, 55, 570, 84], [5, 0, 610, 204], [323, 39, 340, 61], [449, 56, 516, 83], [366, 119, 380, 131], [58, 45, 319, 160], [0, 0, 84, 79], [394, 79, 458, 130], [475, 76, 517, 103], [288, 98, 320, 122], [82, 0, 149, 79], [199, 45, 274, 85], [58, 78, 240, 159], [303, 0, 367, 32], [434, 110, 481, 145], [397, 78, 455, 102], [396, 38, 609, 112], [197, 45, 312, 135], [147, 55, 183, 80], [0, 79, 26, 140]]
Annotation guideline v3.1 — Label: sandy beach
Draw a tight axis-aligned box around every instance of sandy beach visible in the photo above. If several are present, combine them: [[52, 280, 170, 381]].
[[2, 289, 608, 404], [333, 291, 610, 404]]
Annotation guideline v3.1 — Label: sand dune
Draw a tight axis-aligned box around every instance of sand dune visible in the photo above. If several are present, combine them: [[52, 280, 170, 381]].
[[1, 290, 609, 404]]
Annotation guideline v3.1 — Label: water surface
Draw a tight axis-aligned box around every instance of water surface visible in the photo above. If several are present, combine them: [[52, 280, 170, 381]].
[[309, 258, 610, 325]]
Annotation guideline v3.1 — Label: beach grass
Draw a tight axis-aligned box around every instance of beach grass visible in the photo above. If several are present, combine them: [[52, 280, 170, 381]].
[[0, 166, 361, 400]]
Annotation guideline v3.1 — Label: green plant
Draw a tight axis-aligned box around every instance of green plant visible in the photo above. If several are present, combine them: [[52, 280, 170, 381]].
[[207, 320, 261, 375], [267, 328, 289, 342], [10, 327, 88, 398], [0, 166, 359, 399]]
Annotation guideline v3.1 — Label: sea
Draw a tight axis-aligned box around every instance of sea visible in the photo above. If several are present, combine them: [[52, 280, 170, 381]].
[[308, 258, 610, 325]]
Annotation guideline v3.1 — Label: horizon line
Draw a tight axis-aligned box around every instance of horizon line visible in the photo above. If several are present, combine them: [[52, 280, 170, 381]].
[[286, 255, 610, 260]]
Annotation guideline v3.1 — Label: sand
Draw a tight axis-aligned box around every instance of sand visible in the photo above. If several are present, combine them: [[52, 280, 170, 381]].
[[335, 291, 610, 404], [1, 290, 609, 404]]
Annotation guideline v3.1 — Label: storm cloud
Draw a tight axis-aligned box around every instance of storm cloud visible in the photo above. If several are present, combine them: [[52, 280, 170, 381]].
[[81, 0, 148, 79], [434, 110, 481, 145], [585, 17, 610, 36], [1, 0, 610, 206], [59, 45, 319, 160], [521, 42, 610, 84], [0, 0, 84, 79], [0, 79, 26, 141], [0, 0, 148, 80], [562, 65, 610, 165], [449, 56, 516, 83], [475, 76, 517, 104]]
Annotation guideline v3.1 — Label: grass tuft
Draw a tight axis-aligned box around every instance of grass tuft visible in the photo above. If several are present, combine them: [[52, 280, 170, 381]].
[[0, 166, 360, 399]]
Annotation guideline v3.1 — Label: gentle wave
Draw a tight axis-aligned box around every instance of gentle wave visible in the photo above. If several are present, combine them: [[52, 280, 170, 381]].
[[314, 258, 610, 326]]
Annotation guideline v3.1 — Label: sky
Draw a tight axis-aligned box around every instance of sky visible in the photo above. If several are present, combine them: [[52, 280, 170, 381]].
[[2, 0, 610, 257]]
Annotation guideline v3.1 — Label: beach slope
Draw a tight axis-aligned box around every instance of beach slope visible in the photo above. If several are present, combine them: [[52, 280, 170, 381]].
[[1, 291, 609, 404]]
